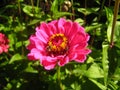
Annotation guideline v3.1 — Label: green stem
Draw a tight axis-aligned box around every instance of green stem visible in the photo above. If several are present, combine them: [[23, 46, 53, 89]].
[[83, 0, 87, 25], [110, 0, 120, 47], [71, 0, 75, 21], [21, 40, 24, 57], [17, 0, 21, 17], [17, 0, 25, 56], [31, 0, 34, 14], [108, 0, 111, 6], [97, 0, 105, 21], [37, 0, 40, 8], [57, 66, 64, 90]]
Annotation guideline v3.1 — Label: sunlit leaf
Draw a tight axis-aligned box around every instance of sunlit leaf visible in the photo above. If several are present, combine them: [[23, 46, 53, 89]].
[[9, 53, 23, 64], [85, 23, 102, 32], [102, 43, 109, 87], [71, 82, 81, 90], [75, 18, 84, 25], [50, 0, 59, 13], [108, 81, 119, 90], [85, 63, 104, 78], [23, 5, 34, 17], [78, 8, 99, 15], [23, 5, 42, 18], [114, 21, 120, 42], [86, 56, 94, 64], [89, 78, 106, 90], [105, 7, 113, 42]]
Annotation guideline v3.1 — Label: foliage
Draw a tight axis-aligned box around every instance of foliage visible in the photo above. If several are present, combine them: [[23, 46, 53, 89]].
[[0, 0, 120, 90]]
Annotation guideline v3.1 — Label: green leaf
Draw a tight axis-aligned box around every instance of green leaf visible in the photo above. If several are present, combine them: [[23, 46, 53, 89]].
[[23, 5, 34, 17], [114, 21, 120, 42], [28, 19, 40, 26], [9, 53, 23, 64], [8, 33, 17, 51], [108, 81, 119, 90], [114, 57, 120, 81], [73, 64, 87, 76], [0, 4, 17, 14], [71, 82, 81, 90], [53, 12, 72, 19], [51, 0, 71, 19], [24, 62, 38, 73], [107, 23, 112, 42], [75, 18, 84, 25], [85, 63, 104, 78], [50, 0, 65, 11], [23, 5, 42, 18], [105, 7, 113, 42], [89, 78, 106, 90], [50, 0, 59, 13], [4, 83, 12, 90], [0, 24, 5, 31], [78, 8, 99, 15], [102, 43, 109, 87], [86, 56, 94, 64], [15, 41, 22, 48], [85, 23, 102, 32]]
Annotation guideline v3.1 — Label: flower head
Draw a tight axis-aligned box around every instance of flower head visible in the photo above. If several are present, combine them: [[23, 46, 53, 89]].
[[0, 33, 9, 54], [27, 18, 91, 70]]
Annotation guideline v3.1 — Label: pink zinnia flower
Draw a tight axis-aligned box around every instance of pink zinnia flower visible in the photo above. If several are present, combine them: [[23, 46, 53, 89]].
[[0, 33, 9, 54], [27, 18, 91, 70]]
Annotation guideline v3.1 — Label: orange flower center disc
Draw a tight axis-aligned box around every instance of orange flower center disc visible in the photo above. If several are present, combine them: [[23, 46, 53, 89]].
[[47, 34, 68, 55]]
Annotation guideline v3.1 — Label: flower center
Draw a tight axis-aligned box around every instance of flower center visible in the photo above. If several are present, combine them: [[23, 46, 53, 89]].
[[46, 34, 68, 55]]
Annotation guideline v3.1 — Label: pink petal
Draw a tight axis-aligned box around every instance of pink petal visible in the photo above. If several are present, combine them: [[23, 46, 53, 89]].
[[0, 33, 9, 54], [28, 53, 37, 60], [36, 30, 48, 43], [86, 33, 90, 41], [58, 56, 69, 66], [28, 48, 43, 60], [75, 54, 87, 63], [48, 20, 57, 25], [75, 48, 91, 55], [57, 18, 66, 33], [35, 40, 45, 51], [78, 26, 85, 32], [41, 57, 57, 70], [68, 52, 78, 61], [70, 34, 85, 46], [27, 35, 37, 50], [48, 23, 57, 34], [65, 22, 82, 43], [27, 35, 45, 51], [0, 47, 3, 54], [36, 23, 52, 36], [64, 21, 73, 36]]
